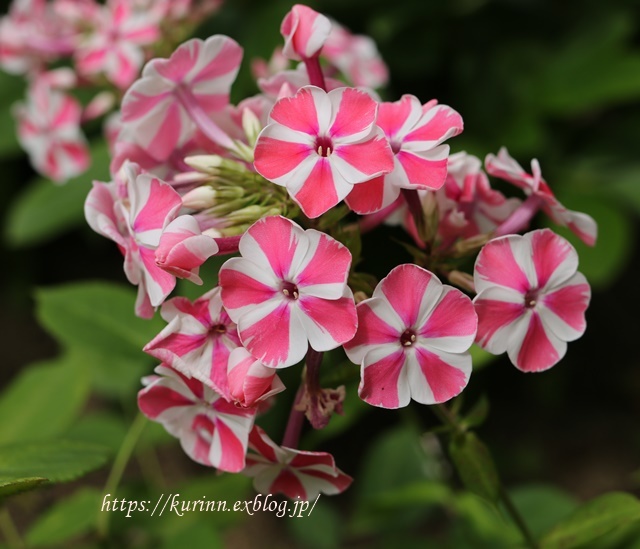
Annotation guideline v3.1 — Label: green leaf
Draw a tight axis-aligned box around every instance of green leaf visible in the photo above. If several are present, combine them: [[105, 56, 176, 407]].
[[288, 500, 343, 549], [0, 477, 47, 499], [0, 441, 109, 488], [541, 492, 640, 549], [0, 355, 90, 445], [508, 484, 578, 538], [462, 394, 490, 430], [65, 413, 128, 455], [26, 488, 102, 547], [470, 344, 498, 371], [5, 141, 110, 247], [449, 432, 500, 503]]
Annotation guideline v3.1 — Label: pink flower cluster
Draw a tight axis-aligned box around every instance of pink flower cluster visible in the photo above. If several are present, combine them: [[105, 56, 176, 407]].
[[1, 0, 224, 182], [82, 4, 597, 500]]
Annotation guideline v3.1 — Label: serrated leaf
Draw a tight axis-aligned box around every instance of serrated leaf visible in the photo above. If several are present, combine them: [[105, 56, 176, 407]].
[[26, 488, 102, 547], [0, 477, 47, 499], [4, 141, 109, 247], [0, 441, 109, 487], [540, 492, 640, 549], [449, 432, 500, 503], [0, 355, 90, 445], [36, 281, 163, 363]]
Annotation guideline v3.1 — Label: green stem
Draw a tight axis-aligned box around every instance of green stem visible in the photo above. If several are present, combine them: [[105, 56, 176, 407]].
[[97, 412, 147, 539], [499, 485, 539, 549], [0, 507, 24, 549], [432, 403, 539, 549]]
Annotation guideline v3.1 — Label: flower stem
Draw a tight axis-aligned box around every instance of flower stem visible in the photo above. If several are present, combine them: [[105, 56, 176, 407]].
[[281, 385, 305, 449], [97, 412, 147, 539], [0, 508, 24, 549], [432, 403, 538, 549], [401, 188, 427, 244], [304, 56, 327, 90]]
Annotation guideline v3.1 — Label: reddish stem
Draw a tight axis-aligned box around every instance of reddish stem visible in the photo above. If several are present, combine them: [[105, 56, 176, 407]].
[[281, 385, 305, 449], [304, 56, 327, 90], [214, 235, 242, 255]]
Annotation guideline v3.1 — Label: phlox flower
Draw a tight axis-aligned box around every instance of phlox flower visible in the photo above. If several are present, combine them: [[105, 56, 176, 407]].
[[227, 347, 286, 408], [144, 288, 241, 398], [344, 264, 477, 409], [120, 35, 242, 161], [85, 162, 217, 317], [138, 364, 255, 472], [219, 215, 357, 368], [485, 148, 598, 246], [346, 95, 463, 214], [243, 426, 353, 500], [436, 152, 521, 243], [473, 228, 591, 372], [253, 85, 394, 218], [280, 4, 331, 61], [14, 77, 89, 182], [75, 0, 161, 89]]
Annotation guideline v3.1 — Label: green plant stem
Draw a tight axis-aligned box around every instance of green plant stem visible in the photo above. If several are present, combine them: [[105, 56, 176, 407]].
[[0, 507, 24, 549], [97, 412, 147, 539], [499, 485, 539, 549], [432, 403, 539, 549]]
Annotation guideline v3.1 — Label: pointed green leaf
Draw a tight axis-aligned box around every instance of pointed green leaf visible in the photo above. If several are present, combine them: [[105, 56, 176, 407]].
[[0, 440, 109, 487], [0, 355, 90, 445], [0, 477, 47, 499], [540, 492, 640, 549], [26, 488, 102, 547], [449, 432, 500, 503], [4, 141, 109, 247]]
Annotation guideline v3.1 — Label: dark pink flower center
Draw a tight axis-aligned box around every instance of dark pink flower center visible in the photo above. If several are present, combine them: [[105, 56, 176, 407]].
[[400, 328, 417, 347], [210, 323, 227, 334], [524, 289, 539, 309], [315, 135, 333, 157], [281, 281, 299, 300]]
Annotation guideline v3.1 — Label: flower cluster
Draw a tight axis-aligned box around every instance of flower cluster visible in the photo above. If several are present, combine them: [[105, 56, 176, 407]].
[[1, 0, 224, 182], [83, 4, 596, 500]]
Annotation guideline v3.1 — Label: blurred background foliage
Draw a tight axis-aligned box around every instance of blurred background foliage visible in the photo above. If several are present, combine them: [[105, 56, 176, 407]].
[[1, 0, 640, 547]]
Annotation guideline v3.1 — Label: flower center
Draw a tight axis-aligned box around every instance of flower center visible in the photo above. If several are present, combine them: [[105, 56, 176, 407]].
[[315, 136, 333, 157], [281, 281, 299, 300], [524, 289, 539, 309], [211, 323, 227, 334], [400, 328, 417, 347]]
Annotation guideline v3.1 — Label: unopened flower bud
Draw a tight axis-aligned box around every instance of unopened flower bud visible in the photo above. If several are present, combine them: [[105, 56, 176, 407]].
[[242, 108, 262, 146], [181, 186, 217, 209]]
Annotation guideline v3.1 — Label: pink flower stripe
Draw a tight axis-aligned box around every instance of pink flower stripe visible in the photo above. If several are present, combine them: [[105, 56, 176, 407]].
[[144, 288, 241, 398], [227, 347, 286, 408], [254, 85, 394, 218], [344, 264, 477, 408], [219, 215, 357, 368], [243, 426, 352, 500], [138, 364, 255, 472], [485, 148, 597, 246], [121, 35, 242, 161], [473, 228, 591, 372], [346, 95, 463, 214]]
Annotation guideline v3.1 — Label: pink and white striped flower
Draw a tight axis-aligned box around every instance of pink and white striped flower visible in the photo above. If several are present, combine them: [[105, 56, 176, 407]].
[[473, 229, 591, 373], [280, 4, 331, 61], [227, 347, 286, 408], [344, 264, 477, 409], [120, 35, 242, 161], [485, 148, 598, 246], [155, 215, 218, 284], [144, 288, 241, 397], [75, 0, 160, 89], [219, 215, 357, 368], [437, 152, 521, 243], [138, 364, 255, 472], [253, 85, 394, 218], [84, 162, 196, 317], [14, 78, 89, 182], [346, 95, 463, 214], [243, 426, 353, 500]]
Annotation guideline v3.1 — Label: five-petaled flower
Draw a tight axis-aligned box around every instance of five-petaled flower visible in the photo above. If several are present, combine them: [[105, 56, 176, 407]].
[[473, 228, 591, 372], [219, 215, 357, 368], [344, 264, 477, 409], [253, 85, 394, 218], [138, 364, 255, 472], [243, 426, 353, 500]]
